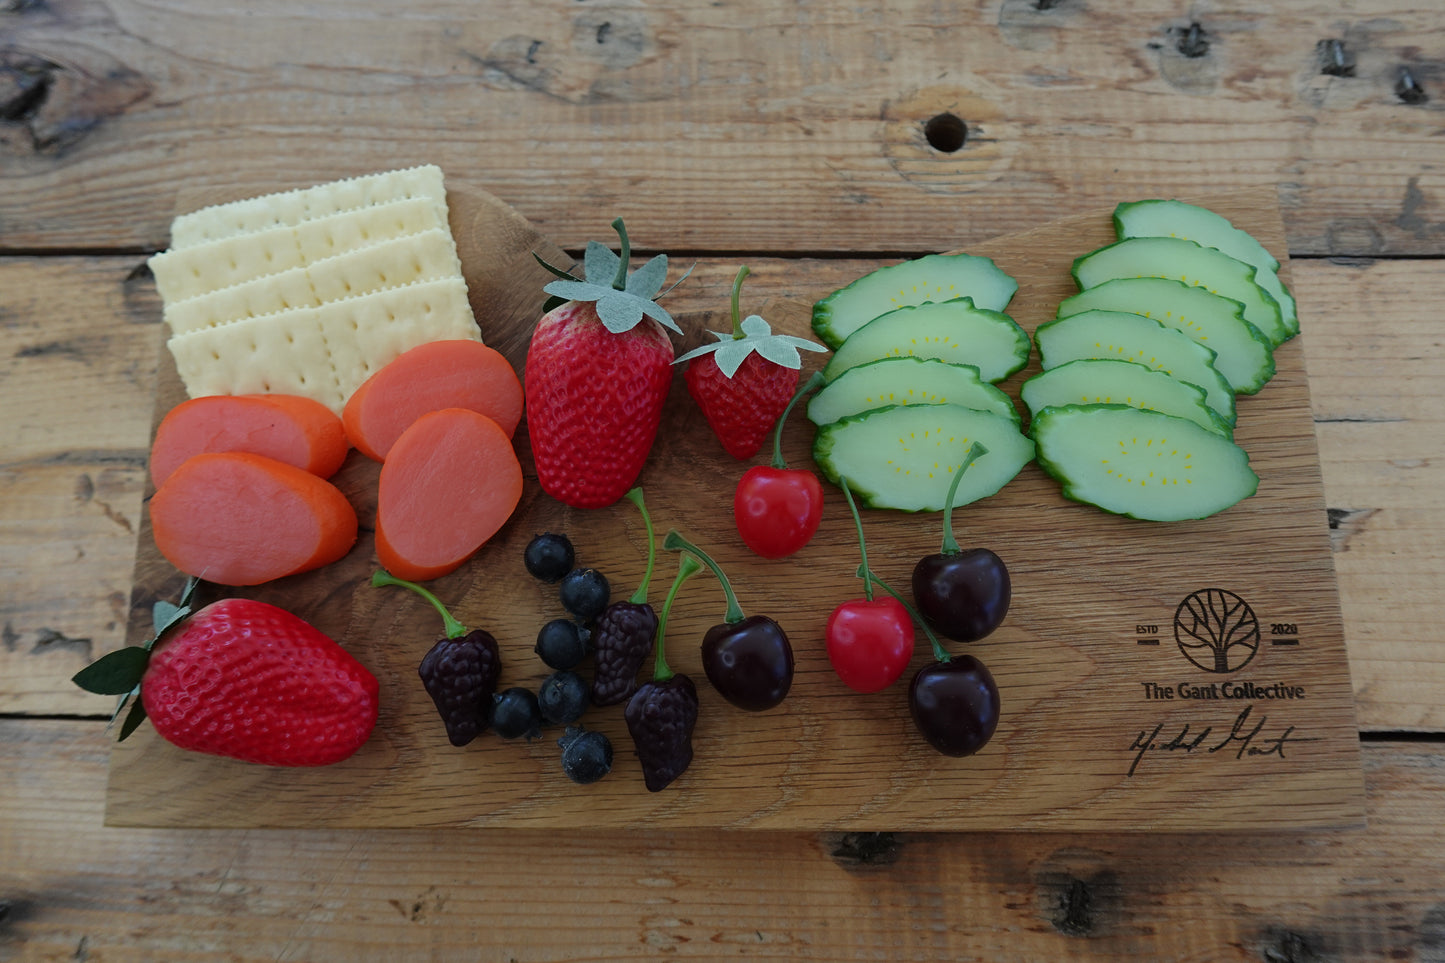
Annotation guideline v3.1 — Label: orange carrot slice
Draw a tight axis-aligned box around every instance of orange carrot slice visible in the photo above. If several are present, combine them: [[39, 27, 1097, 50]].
[[375, 408, 523, 581], [151, 452, 358, 586], [150, 394, 348, 488], [343, 340, 524, 462]]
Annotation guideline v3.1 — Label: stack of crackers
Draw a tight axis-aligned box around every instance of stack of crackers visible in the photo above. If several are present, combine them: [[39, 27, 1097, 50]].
[[148, 165, 482, 414]]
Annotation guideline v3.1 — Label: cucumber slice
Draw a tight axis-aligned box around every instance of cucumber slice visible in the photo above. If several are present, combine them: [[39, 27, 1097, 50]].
[[822, 298, 1031, 384], [1032, 404, 1258, 522], [1034, 310, 1236, 427], [1114, 199, 1298, 342], [807, 357, 1020, 427], [1021, 359, 1231, 436], [813, 404, 1035, 512], [1072, 236, 1288, 347], [1057, 277, 1276, 394], [812, 253, 1019, 350]]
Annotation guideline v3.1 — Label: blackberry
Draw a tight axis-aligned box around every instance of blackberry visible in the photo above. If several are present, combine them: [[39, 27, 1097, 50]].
[[534, 618, 588, 671], [589, 601, 658, 706], [524, 532, 575, 583], [537, 670, 589, 725], [558, 725, 613, 785], [417, 630, 501, 747], [559, 568, 610, 619], [625, 675, 699, 792], [489, 687, 543, 740]]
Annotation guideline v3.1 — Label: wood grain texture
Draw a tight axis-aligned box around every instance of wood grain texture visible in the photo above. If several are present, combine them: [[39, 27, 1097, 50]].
[[5, 718, 1445, 962], [100, 188, 1364, 831], [2, 1, 1444, 257]]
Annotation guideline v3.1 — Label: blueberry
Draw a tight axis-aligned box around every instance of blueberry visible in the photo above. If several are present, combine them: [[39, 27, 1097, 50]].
[[489, 687, 543, 740], [525, 533, 575, 583], [537, 670, 589, 725], [558, 725, 613, 785], [559, 568, 610, 619], [535, 619, 588, 671]]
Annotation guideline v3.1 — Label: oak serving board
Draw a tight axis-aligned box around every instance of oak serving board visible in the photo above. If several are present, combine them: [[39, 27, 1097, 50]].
[[110, 186, 1365, 831]]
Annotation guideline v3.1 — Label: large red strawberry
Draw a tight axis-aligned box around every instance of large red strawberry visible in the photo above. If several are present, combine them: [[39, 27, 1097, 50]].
[[527, 219, 687, 509], [675, 266, 827, 459], [73, 578, 378, 767]]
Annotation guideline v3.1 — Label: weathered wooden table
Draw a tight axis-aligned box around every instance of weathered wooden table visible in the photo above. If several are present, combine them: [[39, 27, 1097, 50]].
[[3, 1, 1442, 958]]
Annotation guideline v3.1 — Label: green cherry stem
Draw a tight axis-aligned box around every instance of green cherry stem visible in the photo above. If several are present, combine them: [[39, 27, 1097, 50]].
[[855, 564, 949, 663], [654, 553, 703, 682], [939, 442, 989, 555], [662, 530, 745, 624], [729, 265, 750, 338], [624, 487, 656, 605], [371, 569, 468, 639], [771, 370, 825, 470], [610, 217, 631, 291], [839, 475, 874, 603]]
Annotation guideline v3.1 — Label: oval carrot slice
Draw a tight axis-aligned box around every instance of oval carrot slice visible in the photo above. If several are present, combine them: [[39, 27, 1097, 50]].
[[375, 408, 523, 582], [151, 452, 358, 586], [150, 394, 348, 488], [343, 340, 524, 462]]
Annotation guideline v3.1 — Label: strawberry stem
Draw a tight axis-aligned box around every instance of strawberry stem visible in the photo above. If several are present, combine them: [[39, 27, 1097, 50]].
[[371, 570, 469, 639], [856, 564, 949, 662], [839, 475, 874, 602], [610, 217, 631, 291], [940, 442, 989, 556], [662, 530, 745, 623], [625, 487, 655, 605], [729, 265, 750, 338], [654, 553, 702, 682], [770, 370, 825, 470]]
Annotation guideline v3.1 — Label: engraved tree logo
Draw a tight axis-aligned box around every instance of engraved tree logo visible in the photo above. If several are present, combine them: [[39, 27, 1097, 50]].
[[1173, 588, 1260, 673]]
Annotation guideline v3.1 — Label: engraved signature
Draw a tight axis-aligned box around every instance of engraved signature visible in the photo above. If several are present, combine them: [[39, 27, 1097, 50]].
[[1126, 705, 1322, 777]]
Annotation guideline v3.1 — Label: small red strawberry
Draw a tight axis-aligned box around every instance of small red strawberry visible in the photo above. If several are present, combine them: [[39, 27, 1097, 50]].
[[675, 266, 827, 459], [72, 578, 378, 767], [527, 219, 688, 509]]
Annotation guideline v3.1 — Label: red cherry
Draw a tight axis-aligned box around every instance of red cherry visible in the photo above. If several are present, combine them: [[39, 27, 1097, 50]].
[[734, 466, 824, 559], [825, 596, 914, 693]]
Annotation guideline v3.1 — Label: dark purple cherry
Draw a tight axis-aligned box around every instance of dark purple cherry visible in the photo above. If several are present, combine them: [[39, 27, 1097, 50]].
[[663, 530, 795, 712], [912, 442, 1010, 642], [908, 655, 1000, 757]]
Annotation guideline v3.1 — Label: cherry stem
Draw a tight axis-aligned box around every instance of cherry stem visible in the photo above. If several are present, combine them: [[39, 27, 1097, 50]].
[[771, 370, 825, 470], [654, 554, 702, 682], [839, 475, 874, 602], [624, 487, 655, 605], [940, 442, 989, 556], [610, 217, 631, 291], [371, 569, 468, 639], [729, 265, 749, 339], [662, 530, 745, 623], [856, 564, 949, 663]]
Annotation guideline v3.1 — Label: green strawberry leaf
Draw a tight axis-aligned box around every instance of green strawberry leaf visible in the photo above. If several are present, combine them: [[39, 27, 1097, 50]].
[[72, 646, 150, 695], [638, 297, 684, 335], [596, 291, 646, 333], [542, 294, 568, 314], [671, 315, 825, 376], [544, 279, 615, 303], [584, 241, 622, 288], [532, 252, 581, 283], [116, 693, 149, 741], [626, 254, 669, 301]]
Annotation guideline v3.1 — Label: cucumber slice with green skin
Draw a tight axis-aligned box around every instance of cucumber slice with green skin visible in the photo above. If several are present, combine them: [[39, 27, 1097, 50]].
[[813, 404, 1035, 512], [1057, 277, 1276, 394], [1072, 236, 1288, 347], [1114, 199, 1298, 342], [812, 253, 1019, 350], [1032, 404, 1258, 522], [1021, 359, 1231, 436], [807, 357, 1020, 427], [1034, 309, 1236, 427], [822, 298, 1031, 384]]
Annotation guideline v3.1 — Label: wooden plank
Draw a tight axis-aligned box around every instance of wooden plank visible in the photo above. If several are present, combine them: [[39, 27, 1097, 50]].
[[101, 188, 1364, 831], [3, 718, 1444, 961], [2, 1, 1444, 257]]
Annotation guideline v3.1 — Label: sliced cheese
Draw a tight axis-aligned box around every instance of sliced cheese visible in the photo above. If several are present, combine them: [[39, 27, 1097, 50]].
[[162, 228, 465, 335], [167, 277, 480, 414], [149, 196, 447, 303]]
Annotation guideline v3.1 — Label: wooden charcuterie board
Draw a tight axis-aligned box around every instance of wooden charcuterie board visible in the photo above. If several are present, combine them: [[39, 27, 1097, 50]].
[[108, 186, 1365, 831]]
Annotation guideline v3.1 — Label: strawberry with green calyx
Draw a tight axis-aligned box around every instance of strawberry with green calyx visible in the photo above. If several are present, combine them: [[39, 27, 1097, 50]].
[[372, 569, 501, 747], [527, 219, 691, 509], [625, 552, 703, 792], [72, 577, 379, 767], [674, 266, 828, 459]]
